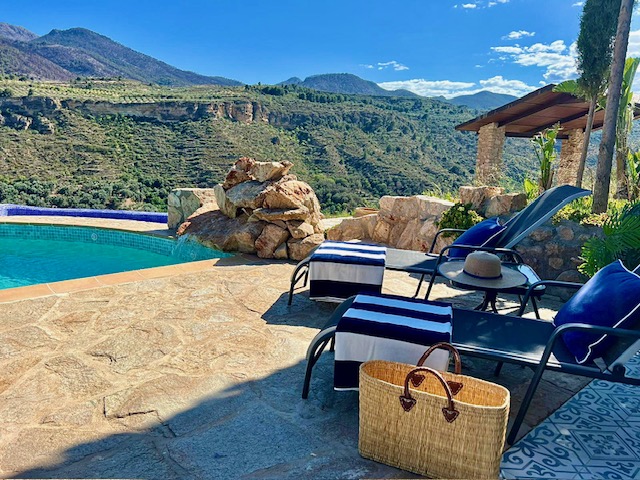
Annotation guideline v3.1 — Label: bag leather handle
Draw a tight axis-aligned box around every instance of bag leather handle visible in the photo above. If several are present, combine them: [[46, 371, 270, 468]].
[[399, 367, 460, 423], [416, 342, 463, 395]]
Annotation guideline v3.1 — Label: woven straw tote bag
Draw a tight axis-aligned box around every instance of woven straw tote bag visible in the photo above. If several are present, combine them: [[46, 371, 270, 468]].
[[358, 343, 510, 479]]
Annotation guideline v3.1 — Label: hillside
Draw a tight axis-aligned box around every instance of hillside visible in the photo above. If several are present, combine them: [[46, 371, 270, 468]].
[[0, 23, 38, 42], [0, 78, 538, 214], [0, 24, 241, 86], [448, 91, 517, 111], [282, 73, 418, 97]]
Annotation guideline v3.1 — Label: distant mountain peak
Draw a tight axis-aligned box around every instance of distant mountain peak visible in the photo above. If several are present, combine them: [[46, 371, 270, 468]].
[[278, 77, 302, 86], [279, 73, 419, 97], [0, 23, 242, 86], [446, 91, 517, 111], [0, 23, 39, 42]]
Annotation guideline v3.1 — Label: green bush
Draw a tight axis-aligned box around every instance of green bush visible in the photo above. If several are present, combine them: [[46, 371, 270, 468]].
[[553, 197, 627, 227], [579, 201, 640, 277], [437, 203, 483, 237]]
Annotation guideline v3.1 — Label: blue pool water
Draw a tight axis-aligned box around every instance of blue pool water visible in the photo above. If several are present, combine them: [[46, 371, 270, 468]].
[[0, 224, 228, 290]]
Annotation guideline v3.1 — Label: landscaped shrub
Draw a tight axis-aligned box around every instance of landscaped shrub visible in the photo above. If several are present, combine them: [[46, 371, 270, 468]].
[[437, 203, 483, 237], [579, 201, 640, 277]]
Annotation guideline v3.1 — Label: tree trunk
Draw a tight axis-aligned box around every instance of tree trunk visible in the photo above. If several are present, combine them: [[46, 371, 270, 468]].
[[615, 131, 629, 198], [593, 0, 635, 213], [576, 96, 597, 188]]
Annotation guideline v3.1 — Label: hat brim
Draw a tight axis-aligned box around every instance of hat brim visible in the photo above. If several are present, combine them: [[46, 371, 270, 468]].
[[439, 261, 527, 289]]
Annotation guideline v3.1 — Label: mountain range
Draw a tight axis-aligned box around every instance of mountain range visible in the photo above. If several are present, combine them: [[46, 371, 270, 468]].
[[0, 23, 241, 86], [0, 23, 516, 110]]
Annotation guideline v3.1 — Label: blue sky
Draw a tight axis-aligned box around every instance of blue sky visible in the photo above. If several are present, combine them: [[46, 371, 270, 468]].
[[3, 0, 640, 98]]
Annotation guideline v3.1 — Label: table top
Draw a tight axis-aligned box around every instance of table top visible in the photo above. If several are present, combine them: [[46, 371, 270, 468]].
[[438, 260, 528, 292]]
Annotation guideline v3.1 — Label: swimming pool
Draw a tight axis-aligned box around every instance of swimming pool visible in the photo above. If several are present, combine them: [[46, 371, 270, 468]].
[[0, 224, 228, 290]]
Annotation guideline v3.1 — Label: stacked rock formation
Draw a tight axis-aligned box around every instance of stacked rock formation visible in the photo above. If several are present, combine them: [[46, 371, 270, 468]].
[[176, 158, 324, 260]]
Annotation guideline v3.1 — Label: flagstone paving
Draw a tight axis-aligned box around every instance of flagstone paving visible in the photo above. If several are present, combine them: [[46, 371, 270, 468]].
[[0, 250, 597, 479]]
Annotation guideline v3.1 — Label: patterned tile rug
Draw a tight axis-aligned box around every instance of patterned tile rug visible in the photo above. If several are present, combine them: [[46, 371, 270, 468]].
[[501, 355, 640, 479]]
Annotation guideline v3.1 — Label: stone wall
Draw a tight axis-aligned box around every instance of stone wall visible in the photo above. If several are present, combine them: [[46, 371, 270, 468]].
[[327, 195, 455, 252], [516, 220, 602, 282]]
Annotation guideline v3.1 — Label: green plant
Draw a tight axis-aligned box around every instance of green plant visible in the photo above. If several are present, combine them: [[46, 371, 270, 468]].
[[627, 150, 640, 201], [579, 200, 640, 277], [437, 203, 483, 237], [523, 178, 538, 201], [531, 124, 560, 194], [422, 187, 457, 203]]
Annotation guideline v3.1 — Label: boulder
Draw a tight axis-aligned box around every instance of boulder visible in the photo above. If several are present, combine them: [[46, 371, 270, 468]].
[[167, 188, 218, 229], [214, 184, 238, 218], [459, 186, 504, 213], [274, 242, 288, 260], [396, 219, 423, 251], [415, 196, 455, 219], [484, 193, 527, 218], [222, 167, 251, 190], [287, 234, 324, 261], [379, 196, 417, 222], [178, 210, 265, 253], [354, 207, 378, 218], [326, 214, 377, 242], [250, 206, 310, 222], [255, 224, 290, 259], [248, 160, 293, 182], [225, 181, 268, 210], [263, 180, 316, 210], [371, 219, 392, 244], [287, 220, 315, 239]]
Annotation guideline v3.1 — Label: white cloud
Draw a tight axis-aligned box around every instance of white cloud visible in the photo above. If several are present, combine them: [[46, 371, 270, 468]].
[[360, 64, 374, 69], [503, 30, 536, 40], [376, 60, 409, 71], [462, 3, 477, 8], [492, 45, 524, 54], [378, 75, 536, 98], [572, 1, 584, 6], [490, 39, 578, 81]]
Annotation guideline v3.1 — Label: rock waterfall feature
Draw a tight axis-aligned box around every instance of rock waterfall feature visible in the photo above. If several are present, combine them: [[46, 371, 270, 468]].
[[174, 158, 324, 260]]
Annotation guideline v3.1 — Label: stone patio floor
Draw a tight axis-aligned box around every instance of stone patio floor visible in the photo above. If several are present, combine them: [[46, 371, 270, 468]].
[[1, 216, 634, 478]]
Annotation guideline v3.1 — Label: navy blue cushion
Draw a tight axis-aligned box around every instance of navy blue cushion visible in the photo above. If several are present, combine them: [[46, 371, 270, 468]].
[[448, 218, 506, 259], [554, 260, 640, 364]]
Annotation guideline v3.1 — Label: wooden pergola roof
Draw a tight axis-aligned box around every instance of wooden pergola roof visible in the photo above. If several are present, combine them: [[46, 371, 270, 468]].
[[455, 84, 640, 140]]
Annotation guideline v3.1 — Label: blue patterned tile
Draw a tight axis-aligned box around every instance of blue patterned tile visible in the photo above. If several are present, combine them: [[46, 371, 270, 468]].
[[502, 353, 640, 479]]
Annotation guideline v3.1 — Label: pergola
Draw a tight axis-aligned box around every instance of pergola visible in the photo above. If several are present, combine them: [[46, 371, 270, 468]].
[[455, 84, 639, 186]]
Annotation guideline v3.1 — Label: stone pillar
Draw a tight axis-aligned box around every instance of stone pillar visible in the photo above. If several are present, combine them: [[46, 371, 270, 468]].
[[475, 123, 506, 185], [556, 128, 584, 186]]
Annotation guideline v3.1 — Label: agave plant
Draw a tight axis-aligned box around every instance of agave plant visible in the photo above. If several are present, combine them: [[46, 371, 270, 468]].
[[531, 124, 560, 194], [579, 201, 640, 277]]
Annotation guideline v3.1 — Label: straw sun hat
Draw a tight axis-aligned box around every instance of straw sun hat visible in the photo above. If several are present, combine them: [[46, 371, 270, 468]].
[[439, 251, 526, 289]]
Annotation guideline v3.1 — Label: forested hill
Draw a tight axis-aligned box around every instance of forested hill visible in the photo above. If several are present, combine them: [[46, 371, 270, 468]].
[[0, 78, 538, 213]]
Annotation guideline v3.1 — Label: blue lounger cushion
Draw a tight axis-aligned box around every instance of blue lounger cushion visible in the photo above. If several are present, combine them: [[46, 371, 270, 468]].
[[448, 217, 506, 259], [554, 260, 640, 364]]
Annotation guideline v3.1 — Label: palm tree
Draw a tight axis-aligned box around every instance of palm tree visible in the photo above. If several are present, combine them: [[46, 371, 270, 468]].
[[593, 0, 635, 213]]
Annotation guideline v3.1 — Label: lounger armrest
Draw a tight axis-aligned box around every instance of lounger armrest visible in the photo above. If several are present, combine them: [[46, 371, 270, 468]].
[[517, 280, 584, 315], [428, 228, 468, 253]]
